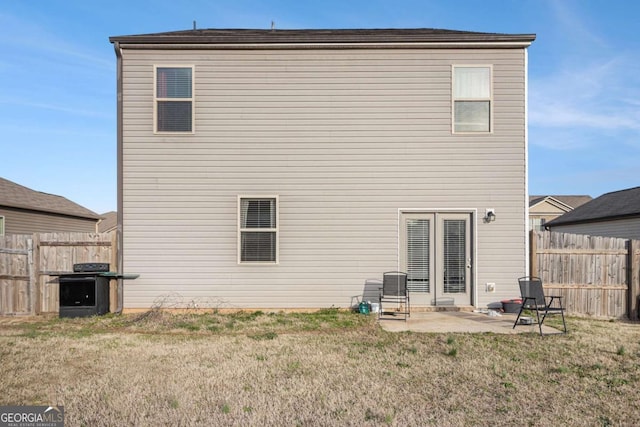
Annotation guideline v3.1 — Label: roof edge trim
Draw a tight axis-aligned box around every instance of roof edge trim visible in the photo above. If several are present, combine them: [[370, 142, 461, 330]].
[[548, 212, 640, 228], [0, 204, 101, 221], [112, 41, 534, 50], [109, 28, 536, 48]]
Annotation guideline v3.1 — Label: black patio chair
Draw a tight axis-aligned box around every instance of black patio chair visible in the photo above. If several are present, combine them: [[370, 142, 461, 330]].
[[379, 271, 410, 321], [513, 276, 567, 335]]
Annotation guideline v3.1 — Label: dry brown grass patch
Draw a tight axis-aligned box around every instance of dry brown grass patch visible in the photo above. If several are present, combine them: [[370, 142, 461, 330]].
[[1, 312, 639, 426]]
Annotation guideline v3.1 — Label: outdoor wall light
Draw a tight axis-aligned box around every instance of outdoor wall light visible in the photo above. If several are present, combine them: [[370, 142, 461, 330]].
[[485, 208, 496, 222]]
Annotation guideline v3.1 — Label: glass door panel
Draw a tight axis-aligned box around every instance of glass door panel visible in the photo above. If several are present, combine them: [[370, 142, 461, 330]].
[[437, 214, 471, 305]]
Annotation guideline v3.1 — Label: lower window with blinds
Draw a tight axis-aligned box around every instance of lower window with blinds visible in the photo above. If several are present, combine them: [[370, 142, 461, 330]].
[[238, 196, 278, 263]]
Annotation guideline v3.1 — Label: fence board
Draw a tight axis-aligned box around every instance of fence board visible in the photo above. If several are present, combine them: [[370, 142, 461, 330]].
[[630, 241, 640, 320], [0, 235, 31, 315]]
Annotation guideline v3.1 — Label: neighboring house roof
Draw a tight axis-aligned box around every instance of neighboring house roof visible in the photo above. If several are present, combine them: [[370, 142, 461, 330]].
[[110, 28, 536, 46], [0, 177, 100, 220], [98, 211, 117, 233], [529, 195, 592, 210], [546, 187, 640, 227]]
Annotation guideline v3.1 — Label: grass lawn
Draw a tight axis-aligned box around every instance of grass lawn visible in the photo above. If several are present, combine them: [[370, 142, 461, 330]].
[[0, 309, 639, 426]]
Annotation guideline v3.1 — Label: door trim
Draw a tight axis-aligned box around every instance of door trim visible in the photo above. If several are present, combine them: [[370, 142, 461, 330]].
[[397, 208, 477, 307]]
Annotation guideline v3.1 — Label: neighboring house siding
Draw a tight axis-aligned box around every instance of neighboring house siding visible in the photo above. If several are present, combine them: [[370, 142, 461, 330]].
[[121, 47, 528, 308], [529, 201, 568, 231], [98, 211, 118, 233], [529, 201, 568, 217], [550, 218, 640, 240], [0, 207, 97, 234]]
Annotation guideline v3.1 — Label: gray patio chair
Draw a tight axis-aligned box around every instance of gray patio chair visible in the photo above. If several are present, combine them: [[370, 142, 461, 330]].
[[513, 276, 567, 335], [379, 271, 410, 321]]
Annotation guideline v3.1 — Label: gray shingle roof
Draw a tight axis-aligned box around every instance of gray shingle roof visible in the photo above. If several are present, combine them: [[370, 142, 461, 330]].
[[546, 187, 640, 226], [110, 28, 536, 46], [0, 177, 100, 220]]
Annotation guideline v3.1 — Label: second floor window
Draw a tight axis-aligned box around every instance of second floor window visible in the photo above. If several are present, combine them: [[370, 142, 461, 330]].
[[155, 66, 193, 133], [452, 65, 492, 133]]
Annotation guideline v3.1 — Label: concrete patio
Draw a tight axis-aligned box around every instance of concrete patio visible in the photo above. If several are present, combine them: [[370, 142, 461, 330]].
[[378, 310, 564, 334]]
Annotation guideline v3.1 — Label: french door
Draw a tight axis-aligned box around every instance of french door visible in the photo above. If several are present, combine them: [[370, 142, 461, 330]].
[[400, 212, 472, 306]]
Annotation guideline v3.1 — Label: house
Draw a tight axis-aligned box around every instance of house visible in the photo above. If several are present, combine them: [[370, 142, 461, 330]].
[[0, 177, 100, 235], [98, 211, 118, 233], [546, 187, 640, 239], [109, 28, 536, 310], [528, 195, 592, 231]]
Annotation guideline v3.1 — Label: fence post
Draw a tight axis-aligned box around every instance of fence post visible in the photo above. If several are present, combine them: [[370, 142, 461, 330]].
[[628, 240, 639, 320], [529, 230, 537, 278], [27, 238, 34, 315], [110, 231, 118, 313], [32, 233, 41, 315]]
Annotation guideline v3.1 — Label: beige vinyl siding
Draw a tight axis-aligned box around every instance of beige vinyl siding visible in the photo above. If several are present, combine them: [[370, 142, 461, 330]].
[[0, 207, 97, 234], [529, 200, 569, 216], [529, 200, 571, 230], [120, 47, 527, 308], [550, 218, 640, 240]]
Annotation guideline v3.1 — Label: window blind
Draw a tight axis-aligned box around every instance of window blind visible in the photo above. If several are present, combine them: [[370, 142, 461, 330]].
[[157, 68, 192, 98], [240, 199, 276, 228], [241, 232, 276, 262], [406, 219, 430, 293], [443, 219, 466, 293], [453, 67, 490, 98]]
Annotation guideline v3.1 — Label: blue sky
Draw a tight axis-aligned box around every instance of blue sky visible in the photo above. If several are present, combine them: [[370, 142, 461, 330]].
[[2, 0, 639, 214]]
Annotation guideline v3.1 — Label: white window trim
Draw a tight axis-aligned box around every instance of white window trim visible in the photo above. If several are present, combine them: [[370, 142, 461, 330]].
[[451, 64, 493, 134], [237, 195, 279, 265], [153, 64, 195, 134]]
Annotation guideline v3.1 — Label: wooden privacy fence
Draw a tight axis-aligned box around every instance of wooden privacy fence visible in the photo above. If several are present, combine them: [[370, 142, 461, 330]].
[[530, 230, 640, 319], [0, 232, 117, 315], [4, 229, 639, 318]]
